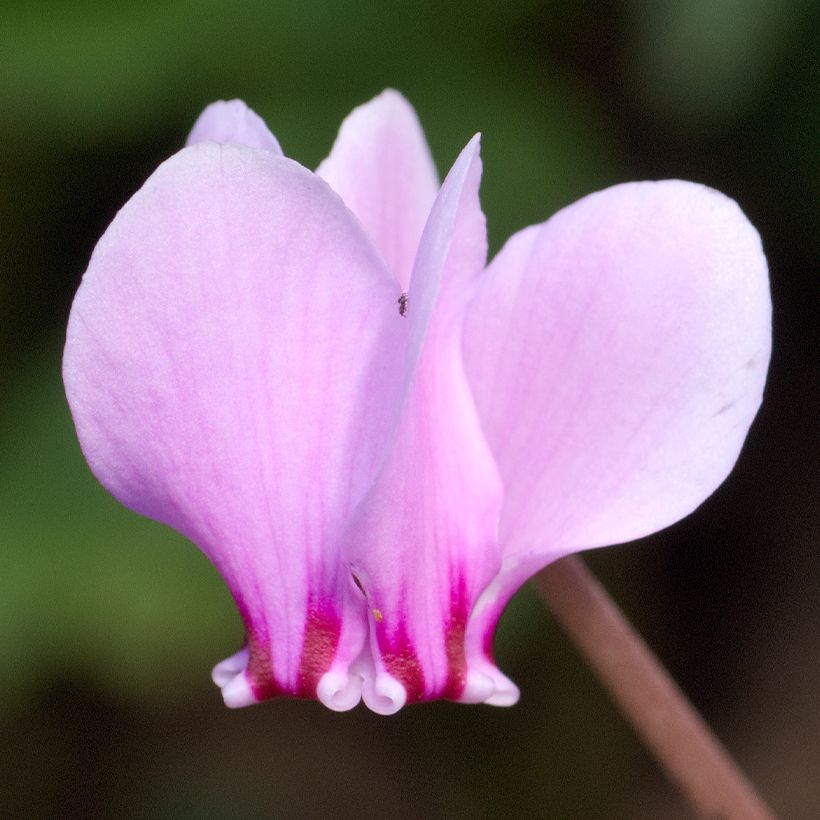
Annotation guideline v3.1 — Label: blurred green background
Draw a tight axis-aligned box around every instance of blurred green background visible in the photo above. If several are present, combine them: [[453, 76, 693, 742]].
[[1, 1, 818, 817]]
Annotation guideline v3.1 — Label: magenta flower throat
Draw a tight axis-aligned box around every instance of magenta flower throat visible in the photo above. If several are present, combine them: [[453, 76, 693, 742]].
[[63, 91, 771, 714]]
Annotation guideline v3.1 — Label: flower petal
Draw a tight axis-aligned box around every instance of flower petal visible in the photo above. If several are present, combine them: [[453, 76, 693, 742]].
[[343, 137, 509, 713], [64, 142, 408, 708], [462, 182, 770, 672], [186, 99, 284, 154], [317, 89, 439, 290], [464, 179, 771, 556]]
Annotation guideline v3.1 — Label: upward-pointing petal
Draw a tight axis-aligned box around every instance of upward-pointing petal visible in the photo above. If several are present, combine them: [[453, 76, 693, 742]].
[[343, 136, 507, 713], [461, 181, 770, 674], [64, 142, 408, 707], [464, 179, 771, 557], [186, 99, 284, 154], [317, 90, 439, 290]]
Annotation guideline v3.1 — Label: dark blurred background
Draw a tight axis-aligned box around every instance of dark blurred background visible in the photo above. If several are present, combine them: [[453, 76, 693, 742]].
[[1, 1, 817, 817]]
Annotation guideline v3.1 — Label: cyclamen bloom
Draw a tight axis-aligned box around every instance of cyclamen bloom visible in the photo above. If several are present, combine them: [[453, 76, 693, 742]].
[[64, 91, 771, 714]]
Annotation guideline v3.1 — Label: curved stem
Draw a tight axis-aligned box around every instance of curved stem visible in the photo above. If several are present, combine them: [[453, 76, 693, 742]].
[[533, 555, 775, 820]]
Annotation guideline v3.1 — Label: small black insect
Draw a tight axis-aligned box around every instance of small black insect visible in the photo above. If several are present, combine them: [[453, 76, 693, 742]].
[[397, 292, 409, 317]]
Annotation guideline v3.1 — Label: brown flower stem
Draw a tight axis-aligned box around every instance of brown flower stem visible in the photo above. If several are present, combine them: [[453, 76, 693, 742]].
[[533, 555, 775, 820]]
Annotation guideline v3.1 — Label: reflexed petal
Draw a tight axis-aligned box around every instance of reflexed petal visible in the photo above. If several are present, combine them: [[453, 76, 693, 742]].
[[464, 179, 771, 559], [186, 99, 283, 154], [343, 137, 508, 713], [64, 142, 408, 707], [317, 89, 439, 290]]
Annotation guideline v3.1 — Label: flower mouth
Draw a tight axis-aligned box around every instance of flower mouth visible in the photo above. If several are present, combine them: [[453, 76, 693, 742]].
[[211, 645, 411, 714], [211, 593, 521, 714]]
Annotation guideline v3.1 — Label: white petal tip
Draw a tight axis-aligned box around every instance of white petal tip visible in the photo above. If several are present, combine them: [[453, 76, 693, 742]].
[[459, 669, 497, 703], [483, 671, 520, 707], [362, 672, 407, 715], [211, 647, 249, 687], [484, 688, 520, 707], [317, 669, 363, 712], [212, 648, 258, 708], [464, 660, 520, 706], [220, 673, 258, 709]]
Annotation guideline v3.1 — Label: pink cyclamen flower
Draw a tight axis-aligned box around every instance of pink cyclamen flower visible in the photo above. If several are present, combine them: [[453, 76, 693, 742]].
[[63, 91, 771, 714]]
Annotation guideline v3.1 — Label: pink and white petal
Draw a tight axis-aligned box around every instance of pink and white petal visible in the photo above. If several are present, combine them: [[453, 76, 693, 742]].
[[464, 179, 771, 560], [64, 142, 408, 708], [186, 99, 283, 154], [316, 89, 439, 290], [463, 550, 568, 706], [343, 137, 507, 713]]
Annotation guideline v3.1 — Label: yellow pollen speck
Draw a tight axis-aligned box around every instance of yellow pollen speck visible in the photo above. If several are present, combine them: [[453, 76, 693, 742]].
[[372, 609, 383, 622]]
